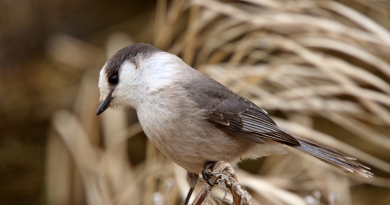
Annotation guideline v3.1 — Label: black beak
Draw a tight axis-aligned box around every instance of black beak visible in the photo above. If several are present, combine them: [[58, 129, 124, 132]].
[[96, 90, 114, 115]]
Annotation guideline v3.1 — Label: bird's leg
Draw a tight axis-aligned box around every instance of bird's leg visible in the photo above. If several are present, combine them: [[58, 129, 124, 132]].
[[202, 161, 216, 186], [183, 187, 195, 205], [184, 172, 199, 205]]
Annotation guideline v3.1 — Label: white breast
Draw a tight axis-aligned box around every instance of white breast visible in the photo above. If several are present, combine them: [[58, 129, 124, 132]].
[[135, 83, 251, 173]]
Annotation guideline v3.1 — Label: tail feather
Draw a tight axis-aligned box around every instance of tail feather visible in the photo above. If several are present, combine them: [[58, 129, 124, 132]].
[[293, 137, 373, 178]]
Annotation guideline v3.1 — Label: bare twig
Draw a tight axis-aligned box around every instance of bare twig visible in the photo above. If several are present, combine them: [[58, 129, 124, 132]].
[[192, 161, 251, 205]]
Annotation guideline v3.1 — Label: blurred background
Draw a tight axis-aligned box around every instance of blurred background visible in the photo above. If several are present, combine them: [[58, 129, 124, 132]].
[[1, 0, 390, 204]]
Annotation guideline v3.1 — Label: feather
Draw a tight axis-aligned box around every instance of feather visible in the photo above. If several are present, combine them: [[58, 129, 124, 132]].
[[183, 75, 372, 178]]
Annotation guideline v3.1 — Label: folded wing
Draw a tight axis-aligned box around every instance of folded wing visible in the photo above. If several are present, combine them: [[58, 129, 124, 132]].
[[183, 77, 372, 178]]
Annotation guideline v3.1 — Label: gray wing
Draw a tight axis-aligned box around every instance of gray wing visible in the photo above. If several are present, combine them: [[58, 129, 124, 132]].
[[182, 77, 300, 146], [182, 76, 373, 178]]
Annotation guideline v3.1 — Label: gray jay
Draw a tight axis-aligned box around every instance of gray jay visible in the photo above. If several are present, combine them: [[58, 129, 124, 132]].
[[97, 43, 372, 205]]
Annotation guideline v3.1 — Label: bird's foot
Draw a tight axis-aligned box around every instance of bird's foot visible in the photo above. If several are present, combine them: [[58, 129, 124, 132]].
[[202, 161, 216, 186]]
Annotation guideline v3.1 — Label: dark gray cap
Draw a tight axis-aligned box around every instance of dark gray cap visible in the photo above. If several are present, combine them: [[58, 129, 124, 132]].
[[105, 43, 161, 78]]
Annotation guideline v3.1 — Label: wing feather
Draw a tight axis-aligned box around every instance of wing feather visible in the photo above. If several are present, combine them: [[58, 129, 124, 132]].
[[182, 75, 372, 178], [182, 80, 300, 145]]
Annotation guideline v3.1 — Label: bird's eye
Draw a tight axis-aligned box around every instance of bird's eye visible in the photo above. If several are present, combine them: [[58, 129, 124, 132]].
[[108, 75, 119, 84]]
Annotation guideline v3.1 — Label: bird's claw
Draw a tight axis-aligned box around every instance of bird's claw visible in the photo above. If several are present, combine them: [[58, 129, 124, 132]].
[[202, 161, 216, 186]]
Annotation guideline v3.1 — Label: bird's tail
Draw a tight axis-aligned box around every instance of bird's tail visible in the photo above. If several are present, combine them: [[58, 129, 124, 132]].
[[293, 137, 373, 178]]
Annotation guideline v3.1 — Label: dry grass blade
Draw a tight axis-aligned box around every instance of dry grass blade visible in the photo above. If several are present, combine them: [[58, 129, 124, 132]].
[[324, 113, 390, 150], [295, 37, 390, 81], [52, 110, 109, 205], [192, 0, 389, 46], [236, 170, 306, 205], [47, 34, 103, 69], [319, 1, 390, 41], [154, 0, 168, 49], [45, 130, 73, 205], [52, 110, 99, 173]]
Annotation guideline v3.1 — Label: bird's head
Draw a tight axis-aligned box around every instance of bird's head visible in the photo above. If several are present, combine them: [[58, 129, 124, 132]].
[[97, 43, 185, 115], [96, 43, 163, 115]]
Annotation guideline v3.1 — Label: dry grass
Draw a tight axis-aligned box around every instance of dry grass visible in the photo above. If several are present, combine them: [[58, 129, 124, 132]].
[[44, 0, 390, 205]]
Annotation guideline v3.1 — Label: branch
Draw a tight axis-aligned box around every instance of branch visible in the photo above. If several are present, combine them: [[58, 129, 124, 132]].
[[192, 161, 251, 205]]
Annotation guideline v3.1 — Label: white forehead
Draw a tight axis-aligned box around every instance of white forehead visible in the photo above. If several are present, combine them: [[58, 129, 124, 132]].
[[98, 63, 110, 100], [118, 60, 138, 82], [98, 63, 108, 87]]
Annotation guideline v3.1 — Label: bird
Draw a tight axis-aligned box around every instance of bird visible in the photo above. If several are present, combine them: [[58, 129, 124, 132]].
[[96, 43, 372, 205]]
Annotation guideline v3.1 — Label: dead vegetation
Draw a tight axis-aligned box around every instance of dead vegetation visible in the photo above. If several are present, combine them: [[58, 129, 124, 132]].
[[38, 0, 390, 204]]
